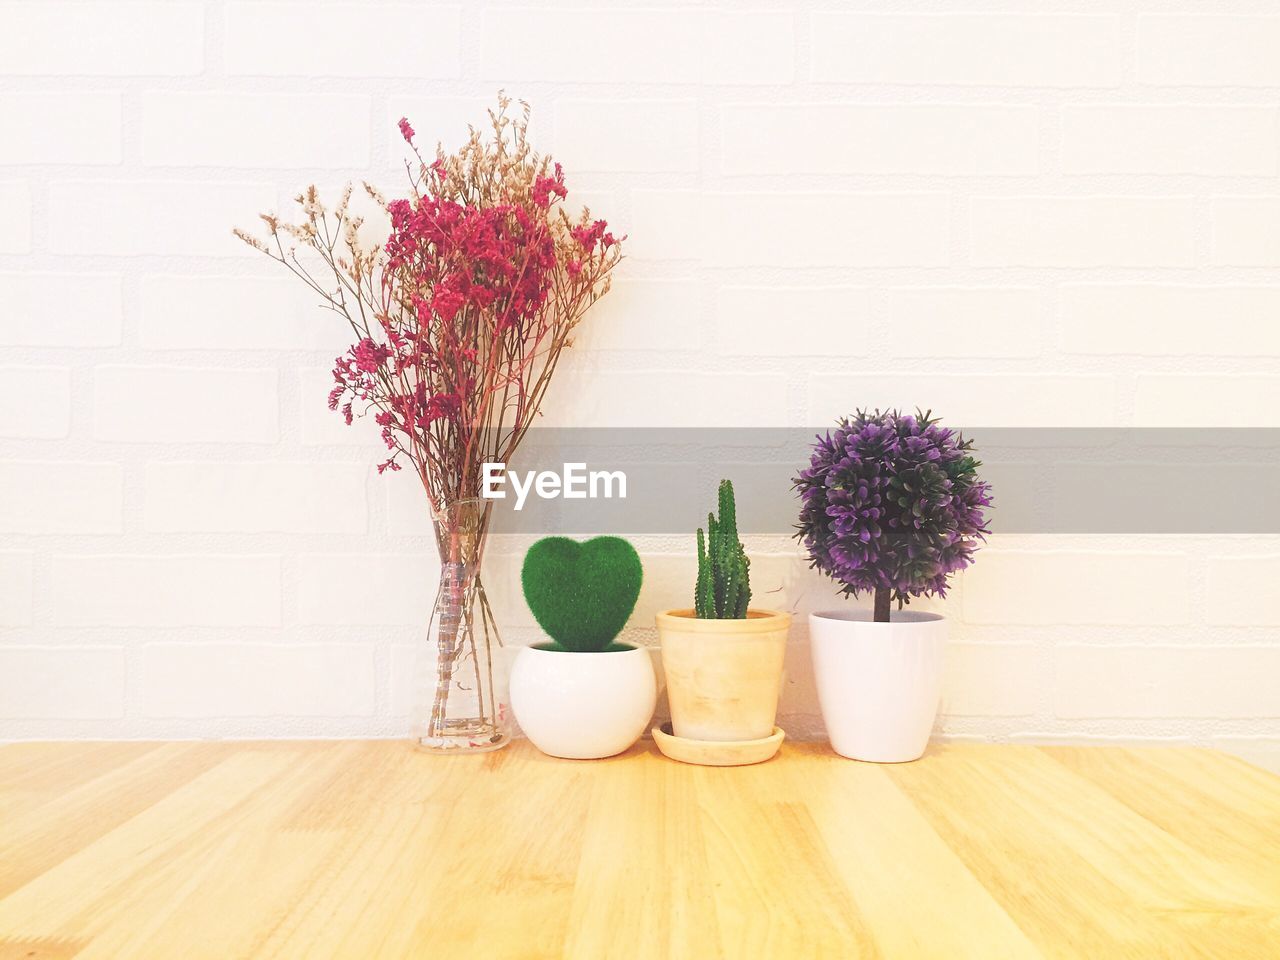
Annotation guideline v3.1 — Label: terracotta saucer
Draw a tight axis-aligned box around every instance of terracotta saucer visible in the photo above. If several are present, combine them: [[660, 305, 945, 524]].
[[651, 722, 785, 766]]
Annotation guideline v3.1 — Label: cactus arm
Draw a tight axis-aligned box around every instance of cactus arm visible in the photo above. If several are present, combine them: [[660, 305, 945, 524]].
[[701, 527, 711, 616], [724, 480, 750, 618], [720, 480, 738, 546], [708, 513, 723, 617], [736, 547, 751, 617], [724, 549, 739, 620]]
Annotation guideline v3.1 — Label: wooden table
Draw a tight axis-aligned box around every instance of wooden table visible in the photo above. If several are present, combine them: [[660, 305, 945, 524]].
[[1, 739, 1277, 958]]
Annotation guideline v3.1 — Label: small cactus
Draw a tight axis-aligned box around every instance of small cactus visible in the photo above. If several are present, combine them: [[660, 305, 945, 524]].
[[694, 479, 752, 619]]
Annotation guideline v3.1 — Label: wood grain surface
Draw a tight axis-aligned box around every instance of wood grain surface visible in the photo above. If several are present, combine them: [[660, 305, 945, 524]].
[[1, 739, 1277, 958]]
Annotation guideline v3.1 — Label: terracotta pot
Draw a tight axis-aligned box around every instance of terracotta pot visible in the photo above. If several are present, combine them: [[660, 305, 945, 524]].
[[655, 608, 790, 741], [809, 610, 946, 762]]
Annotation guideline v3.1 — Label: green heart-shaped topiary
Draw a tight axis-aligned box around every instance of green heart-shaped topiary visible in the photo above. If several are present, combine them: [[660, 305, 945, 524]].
[[521, 536, 643, 652]]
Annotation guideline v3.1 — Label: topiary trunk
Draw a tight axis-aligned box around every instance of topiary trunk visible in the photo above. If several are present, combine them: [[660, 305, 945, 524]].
[[873, 586, 891, 624]]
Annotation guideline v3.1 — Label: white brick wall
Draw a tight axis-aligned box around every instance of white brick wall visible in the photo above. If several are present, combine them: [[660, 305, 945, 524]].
[[138, 276, 344, 351], [1060, 286, 1280, 356], [970, 197, 1198, 268], [1, 1, 1277, 765], [144, 462, 369, 533], [942, 644, 1041, 718], [2, 273, 124, 347], [224, 3, 461, 78], [0, 462, 123, 534], [51, 555, 282, 627], [1137, 15, 1280, 86], [887, 288, 1041, 358], [630, 191, 952, 266], [0, 367, 71, 438], [49, 181, 275, 256], [962, 552, 1191, 625], [715, 287, 871, 358], [554, 100, 699, 173], [0, 553, 34, 627], [1134, 375, 1280, 427], [297, 553, 439, 625], [1211, 198, 1280, 266], [720, 104, 1040, 176], [1054, 646, 1280, 719], [0, 93, 123, 165], [541, 369, 791, 427], [141, 94, 373, 169], [137, 644, 375, 718], [0, 181, 31, 253], [0, 648, 125, 720], [579, 279, 703, 353], [1205, 555, 1280, 625], [809, 374, 1119, 428], [0, 3, 204, 76], [480, 9, 793, 84], [1059, 105, 1279, 176], [94, 366, 279, 442], [810, 14, 1125, 87]]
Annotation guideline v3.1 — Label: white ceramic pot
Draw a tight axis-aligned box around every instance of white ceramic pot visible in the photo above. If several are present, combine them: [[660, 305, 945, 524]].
[[809, 610, 947, 763], [509, 642, 657, 760]]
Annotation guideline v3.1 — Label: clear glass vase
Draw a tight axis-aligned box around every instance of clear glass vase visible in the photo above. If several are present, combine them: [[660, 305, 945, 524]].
[[411, 498, 509, 753]]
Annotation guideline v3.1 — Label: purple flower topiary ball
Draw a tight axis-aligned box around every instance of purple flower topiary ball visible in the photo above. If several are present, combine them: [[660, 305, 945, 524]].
[[794, 410, 993, 606]]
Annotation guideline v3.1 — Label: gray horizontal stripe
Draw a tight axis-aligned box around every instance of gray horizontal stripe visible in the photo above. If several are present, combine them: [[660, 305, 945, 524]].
[[483, 428, 1280, 534]]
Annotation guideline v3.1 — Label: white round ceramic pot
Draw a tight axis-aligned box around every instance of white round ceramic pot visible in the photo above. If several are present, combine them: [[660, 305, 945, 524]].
[[509, 642, 657, 760], [809, 610, 947, 763]]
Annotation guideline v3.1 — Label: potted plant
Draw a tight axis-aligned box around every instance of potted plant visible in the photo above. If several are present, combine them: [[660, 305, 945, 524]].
[[509, 536, 656, 759], [236, 97, 623, 753], [794, 410, 992, 762], [655, 480, 790, 752]]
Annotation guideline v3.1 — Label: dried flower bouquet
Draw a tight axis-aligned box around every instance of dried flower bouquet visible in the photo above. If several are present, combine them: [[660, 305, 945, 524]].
[[237, 96, 622, 751]]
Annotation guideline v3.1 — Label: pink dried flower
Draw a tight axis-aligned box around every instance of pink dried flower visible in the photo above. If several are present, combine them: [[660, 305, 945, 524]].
[[570, 219, 608, 251], [532, 163, 567, 208], [353, 338, 390, 373], [236, 96, 623, 491]]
